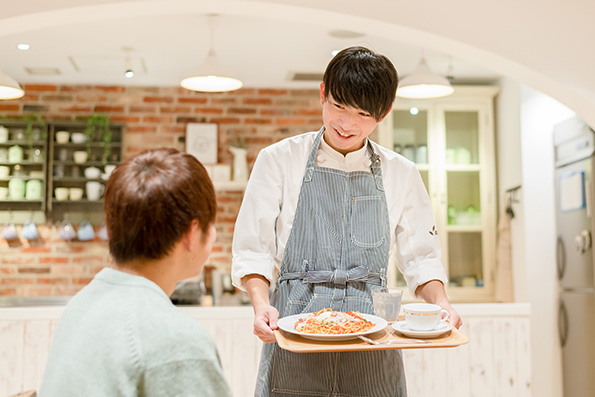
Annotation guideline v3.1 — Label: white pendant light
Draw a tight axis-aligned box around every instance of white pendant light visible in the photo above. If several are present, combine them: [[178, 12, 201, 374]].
[[0, 69, 25, 100], [181, 15, 242, 93], [396, 57, 453, 99]]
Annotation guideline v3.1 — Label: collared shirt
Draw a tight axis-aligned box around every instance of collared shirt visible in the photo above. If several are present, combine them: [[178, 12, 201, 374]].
[[231, 131, 447, 296]]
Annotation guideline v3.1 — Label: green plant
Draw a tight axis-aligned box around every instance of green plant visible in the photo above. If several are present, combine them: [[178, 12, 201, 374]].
[[22, 114, 46, 150], [83, 114, 112, 164]]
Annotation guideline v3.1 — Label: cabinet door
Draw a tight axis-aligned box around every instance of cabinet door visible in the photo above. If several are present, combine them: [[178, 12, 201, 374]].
[[438, 105, 496, 296]]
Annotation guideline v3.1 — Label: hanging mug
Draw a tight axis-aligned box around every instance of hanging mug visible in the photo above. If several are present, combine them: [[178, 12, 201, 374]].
[[98, 222, 109, 241], [1, 222, 19, 241], [77, 220, 95, 241], [58, 219, 76, 241], [21, 220, 39, 240]]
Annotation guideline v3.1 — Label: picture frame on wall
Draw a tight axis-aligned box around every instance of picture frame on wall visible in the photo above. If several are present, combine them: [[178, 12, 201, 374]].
[[185, 123, 218, 164]]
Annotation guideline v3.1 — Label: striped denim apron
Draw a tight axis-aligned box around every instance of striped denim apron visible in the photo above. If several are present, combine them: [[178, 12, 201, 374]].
[[256, 128, 406, 397]]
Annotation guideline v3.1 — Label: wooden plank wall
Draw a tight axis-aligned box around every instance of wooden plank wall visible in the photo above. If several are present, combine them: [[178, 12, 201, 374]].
[[0, 310, 531, 397]]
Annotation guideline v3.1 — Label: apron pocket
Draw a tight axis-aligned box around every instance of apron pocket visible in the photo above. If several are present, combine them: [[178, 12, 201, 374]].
[[351, 195, 386, 248]]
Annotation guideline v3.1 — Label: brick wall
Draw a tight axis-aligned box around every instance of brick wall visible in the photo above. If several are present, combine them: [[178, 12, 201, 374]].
[[0, 84, 325, 296]]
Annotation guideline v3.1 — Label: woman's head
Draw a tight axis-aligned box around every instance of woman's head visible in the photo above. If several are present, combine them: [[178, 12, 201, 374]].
[[322, 46, 398, 121], [104, 148, 216, 263]]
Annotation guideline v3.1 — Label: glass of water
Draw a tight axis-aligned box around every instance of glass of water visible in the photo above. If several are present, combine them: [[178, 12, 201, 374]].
[[372, 288, 403, 323]]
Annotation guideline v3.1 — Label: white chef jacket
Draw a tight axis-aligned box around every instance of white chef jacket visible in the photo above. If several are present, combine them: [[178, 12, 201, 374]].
[[231, 131, 447, 296]]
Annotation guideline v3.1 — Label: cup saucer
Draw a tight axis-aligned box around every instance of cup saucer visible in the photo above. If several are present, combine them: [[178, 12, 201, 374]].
[[392, 320, 452, 338]]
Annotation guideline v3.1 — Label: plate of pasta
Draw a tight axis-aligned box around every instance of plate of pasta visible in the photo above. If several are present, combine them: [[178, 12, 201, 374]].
[[277, 308, 388, 341]]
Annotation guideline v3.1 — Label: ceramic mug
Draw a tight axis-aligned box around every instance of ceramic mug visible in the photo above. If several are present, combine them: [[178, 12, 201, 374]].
[[86, 181, 104, 201], [1, 222, 18, 241], [98, 223, 109, 241], [84, 166, 101, 179], [8, 145, 23, 163], [21, 220, 39, 240], [25, 179, 42, 200], [0, 187, 8, 200], [0, 165, 9, 178], [73, 151, 88, 164], [69, 187, 83, 201], [0, 126, 8, 143], [55, 131, 70, 144], [402, 303, 450, 331], [0, 148, 8, 162], [8, 178, 25, 200], [58, 220, 76, 241], [77, 220, 95, 241], [54, 187, 69, 201]]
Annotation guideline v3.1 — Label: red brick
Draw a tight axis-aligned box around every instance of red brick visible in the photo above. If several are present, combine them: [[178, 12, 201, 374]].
[[228, 107, 257, 115], [72, 277, 93, 285], [2, 256, 36, 265], [58, 106, 92, 112], [178, 97, 208, 104], [143, 116, 174, 123], [1, 277, 35, 285], [258, 89, 287, 95], [293, 109, 321, 116], [260, 108, 292, 116], [21, 94, 40, 101], [95, 86, 126, 92], [194, 107, 224, 114], [210, 117, 241, 124], [23, 84, 57, 92], [210, 97, 238, 105], [54, 286, 83, 296], [19, 246, 51, 254], [51, 265, 85, 275], [37, 276, 70, 284], [76, 95, 107, 103], [276, 118, 307, 125], [39, 257, 69, 264], [0, 104, 19, 111], [244, 118, 272, 125], [110, 116, 140, 123], [18, 267, 51, 274], [160, 125, 185, 134], [0, 288, 17, 296], [160, 106, 192, 113], [0, 266, 16, 274], [23, 286, 54, 296], [40, 95, 74, 102], [72, 256, 105, 265], [143, 96, 174, 104], [126, 125, 158, 133], [129, 105, 157, 113], [94, 105, 125, 112], [243, 98, 272, 105], [60, 86, 94, 92]]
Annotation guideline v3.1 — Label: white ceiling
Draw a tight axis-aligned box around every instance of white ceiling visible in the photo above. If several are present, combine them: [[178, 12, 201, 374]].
[[0, 13, 499, 89]]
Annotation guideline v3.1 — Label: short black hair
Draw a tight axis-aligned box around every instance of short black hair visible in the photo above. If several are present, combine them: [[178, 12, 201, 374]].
[[323, 46, 398, 121]]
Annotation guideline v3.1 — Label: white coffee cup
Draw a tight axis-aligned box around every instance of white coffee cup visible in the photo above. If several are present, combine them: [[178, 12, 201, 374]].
[[0, 187, 8, 200], [73, 151, 88, 164], [0, 126, 8, 143], [54, 187, 69, 201], [0, 166, 9, 178], [403, 303, 450, 331], [55, 131, 70, 144], [86, 181, 104, 201], [69, 187, 84, 201]]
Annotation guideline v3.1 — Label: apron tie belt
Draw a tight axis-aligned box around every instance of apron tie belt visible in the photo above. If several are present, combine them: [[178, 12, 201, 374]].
[[279, 265, 382, 286]]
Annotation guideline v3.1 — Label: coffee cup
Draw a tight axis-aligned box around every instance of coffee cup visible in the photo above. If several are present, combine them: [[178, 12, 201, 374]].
[[0, 126, 8, 143], [0, 187, 8, 200], [98, 223, 109, 241], [0, 166, 10, 178], [58, 220, 76, 240], [402, 303, 450, 331], [21, 220, 39, 240], [8, 178, 25, 200], [69, 187, 83, 201], [1, 222, 19, 241], [77, 220, 95, 241], [55, 131, 70, 144], [54, 187, 69, 201], [73, 151, 88, 164], [8, 145, 23, 163], [25, 179, 42, 200], [371, 288, 403, 322], [0, 148, 7, 162], [103, 164, 116, 176], [85, 181, 104, 201]]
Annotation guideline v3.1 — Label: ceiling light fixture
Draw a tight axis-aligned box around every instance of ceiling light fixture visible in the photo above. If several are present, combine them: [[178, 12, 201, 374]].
[[0, 69, 25, 100], [124, 57, 134, 79], [396, 55, 454, 99], [180, 14, 242, 93], [17, 44, 30, 51]]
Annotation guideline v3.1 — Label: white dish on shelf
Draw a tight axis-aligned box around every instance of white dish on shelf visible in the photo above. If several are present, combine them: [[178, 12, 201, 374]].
[[277, 312, 387, 341], [71, 132, 87, 144], [392, 320, 452, 339]]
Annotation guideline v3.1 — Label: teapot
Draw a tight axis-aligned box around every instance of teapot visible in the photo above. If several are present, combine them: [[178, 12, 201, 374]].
[[77, 220, 95, 241]]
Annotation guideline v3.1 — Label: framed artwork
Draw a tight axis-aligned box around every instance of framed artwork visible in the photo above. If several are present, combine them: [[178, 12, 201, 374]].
[[185, 123, 218, 164]]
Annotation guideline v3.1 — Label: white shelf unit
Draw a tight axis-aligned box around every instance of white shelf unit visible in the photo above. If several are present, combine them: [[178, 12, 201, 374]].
[[378, 86, 500, 302]]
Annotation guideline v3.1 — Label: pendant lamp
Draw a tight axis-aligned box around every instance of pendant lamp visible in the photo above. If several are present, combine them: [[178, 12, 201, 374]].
[[180, 15, 242, 93], [396, 57, 453, 99], [0, 69, 25, 100]]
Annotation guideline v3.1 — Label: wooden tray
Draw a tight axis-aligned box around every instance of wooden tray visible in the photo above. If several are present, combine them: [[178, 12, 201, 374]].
[[275, 324, 469, 353]]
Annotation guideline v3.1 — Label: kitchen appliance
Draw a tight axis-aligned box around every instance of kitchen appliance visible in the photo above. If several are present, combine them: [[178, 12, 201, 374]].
[[554, 116, 595, 396]]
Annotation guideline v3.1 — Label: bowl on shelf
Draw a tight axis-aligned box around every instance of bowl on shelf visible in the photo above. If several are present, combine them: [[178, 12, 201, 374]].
[[54, 187, 69, 201], [84, 166, 101, 179], [55, 131, 70, 144], [73, 151, 88, 164], [71, 132, 87, 144]]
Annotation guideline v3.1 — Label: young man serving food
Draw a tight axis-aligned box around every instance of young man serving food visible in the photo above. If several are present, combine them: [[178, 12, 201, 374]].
[[232, 46, 462, 396]]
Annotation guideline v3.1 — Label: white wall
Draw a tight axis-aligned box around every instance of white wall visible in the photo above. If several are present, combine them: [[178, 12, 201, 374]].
[[519, 85, 575, 397]]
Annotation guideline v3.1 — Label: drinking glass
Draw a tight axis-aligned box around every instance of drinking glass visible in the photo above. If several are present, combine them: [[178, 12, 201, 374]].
[[371, 288, 403, 323]]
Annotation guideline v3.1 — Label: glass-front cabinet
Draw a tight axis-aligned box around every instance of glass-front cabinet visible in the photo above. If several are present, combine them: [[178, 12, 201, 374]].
[[377, 86, 500, 302]]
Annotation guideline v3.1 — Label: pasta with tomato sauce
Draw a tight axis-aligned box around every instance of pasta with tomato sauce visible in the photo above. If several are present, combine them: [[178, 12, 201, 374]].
[[294, 308, 375, 335]]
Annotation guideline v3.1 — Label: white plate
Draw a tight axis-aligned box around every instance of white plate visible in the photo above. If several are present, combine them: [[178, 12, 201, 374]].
[[277, 312, 388, 341], [392, 320, 452, 338]]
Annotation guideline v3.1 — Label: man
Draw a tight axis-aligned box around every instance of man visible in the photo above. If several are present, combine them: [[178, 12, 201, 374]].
[[232, 46, 462, 396]]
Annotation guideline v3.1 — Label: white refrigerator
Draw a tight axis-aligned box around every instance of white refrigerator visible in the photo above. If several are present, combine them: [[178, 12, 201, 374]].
[[554, 116, 595, 396]]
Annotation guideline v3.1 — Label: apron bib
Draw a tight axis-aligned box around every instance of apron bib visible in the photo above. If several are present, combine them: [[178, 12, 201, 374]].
[[256, 128, 406, 397]]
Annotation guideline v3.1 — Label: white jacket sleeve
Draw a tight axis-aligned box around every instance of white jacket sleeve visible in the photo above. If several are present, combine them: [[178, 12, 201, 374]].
[[231, 149, 283, 291], [393, 166, 448, 297]]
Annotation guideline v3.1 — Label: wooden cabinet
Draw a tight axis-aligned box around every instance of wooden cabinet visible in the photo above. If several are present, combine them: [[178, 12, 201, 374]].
[[377, 86, 500, 302], [47, 121, 123, 224], [0, 120, 48, 219]]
